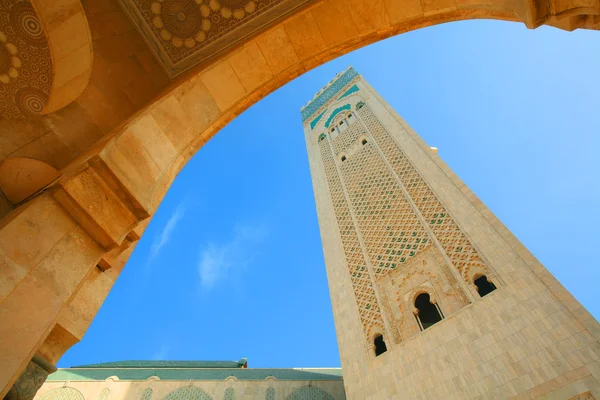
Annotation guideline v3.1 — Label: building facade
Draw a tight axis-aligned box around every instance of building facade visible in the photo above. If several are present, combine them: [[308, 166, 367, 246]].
[[34, 360, 345, 400], [302, 68, 600, 399]]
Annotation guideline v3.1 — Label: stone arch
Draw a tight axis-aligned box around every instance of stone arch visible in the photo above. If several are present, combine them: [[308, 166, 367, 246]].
[[1, 0, 600, 394], [285, 386, 334, 400], [164, 386, 213, 400], [38, 387, 85, 400]]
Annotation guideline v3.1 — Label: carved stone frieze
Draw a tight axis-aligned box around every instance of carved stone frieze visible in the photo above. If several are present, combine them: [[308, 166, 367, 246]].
[[118, 0, 313, 78], [4, 356, 55, 400]]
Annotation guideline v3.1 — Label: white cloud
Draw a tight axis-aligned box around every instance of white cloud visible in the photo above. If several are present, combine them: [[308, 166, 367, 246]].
[[151, 345, 169, 360], [198, 223, 268, 291], [149, 202, 187, 258]]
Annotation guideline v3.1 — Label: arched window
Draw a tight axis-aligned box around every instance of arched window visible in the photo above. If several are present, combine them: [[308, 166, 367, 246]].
[[141, 388, 153, 400], [265, 387, 275, 400], [361, 139, 367, 145], [285, 386, 334, 400], [223, 388, 234, 400], [99, 388, 110, 400], [318, 133, 326, 142], [165, 386, 213, 400], [330, 127, 335, 132], [374, 334, 387, 356], [348, 113, 353, 119], [356, 101, 365, 110], [474, 275, 496, 297], [414, 293, 443, 330], [341, 155, 346, 162]]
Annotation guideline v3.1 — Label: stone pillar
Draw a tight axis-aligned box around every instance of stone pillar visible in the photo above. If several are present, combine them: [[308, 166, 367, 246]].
[[4, 357, 56, 400], [0, 150, 156, 398]]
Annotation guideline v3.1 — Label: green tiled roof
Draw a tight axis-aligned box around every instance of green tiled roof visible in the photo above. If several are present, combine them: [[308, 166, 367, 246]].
[[47, 368, 343, 382], [72, 359, 247, 369]]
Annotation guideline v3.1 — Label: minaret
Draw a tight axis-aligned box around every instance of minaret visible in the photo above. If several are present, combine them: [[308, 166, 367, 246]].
[[302, 68, 600, 399]]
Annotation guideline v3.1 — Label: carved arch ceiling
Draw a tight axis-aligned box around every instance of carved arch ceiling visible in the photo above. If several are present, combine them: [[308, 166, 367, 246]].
[[118, 0, 312, 78], [0, 0, 93, 119]]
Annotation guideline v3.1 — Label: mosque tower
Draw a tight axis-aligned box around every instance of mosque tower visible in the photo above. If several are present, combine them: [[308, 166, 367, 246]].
[[302, 67, 600, 399]]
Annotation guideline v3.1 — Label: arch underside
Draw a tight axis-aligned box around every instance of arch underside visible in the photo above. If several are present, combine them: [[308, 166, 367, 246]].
[[0, 0, 599, 397]]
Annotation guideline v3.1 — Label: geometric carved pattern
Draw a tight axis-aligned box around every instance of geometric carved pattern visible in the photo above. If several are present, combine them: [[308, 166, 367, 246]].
[[302, 67, 359, 121], [337, 127, 431, 276], [0, 0, 52, 118], [265, 387, 275, 400], [141, 388, 153, 400], [164, 386, 213, 400], [317, 94, 496, 345], [5, 360, 51, 400], [120, 0, 312, 78], [319, 130, 386, 342], [98, 388, 110, 400], [38, 388, 84, 400], [285, 386, 334, 400], [357, 104, 494, 286], [223, 388, 234, 400]]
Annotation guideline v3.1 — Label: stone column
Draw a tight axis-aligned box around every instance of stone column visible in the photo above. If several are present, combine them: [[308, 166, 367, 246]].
[[4, 357, 56, 400]]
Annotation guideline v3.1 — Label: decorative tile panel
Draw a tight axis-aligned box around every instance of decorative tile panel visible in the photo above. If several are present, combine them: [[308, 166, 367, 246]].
[[324, 104, 350, 128], [301, 67, 358, 122], [310, 110, 327, 130], [337, 85, 359, 101]]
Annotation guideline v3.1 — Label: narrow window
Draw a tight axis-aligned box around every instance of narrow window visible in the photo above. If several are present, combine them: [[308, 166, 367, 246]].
[[362, 139, 367, 145], [330, 127, 335, 132], [474, 275, 496, 297], [348, 114, 353, 119], [341, 155, 346, 162], [415, 293, 443, 330], [339, 121, 344, 126], [374, 334, 387, 356]]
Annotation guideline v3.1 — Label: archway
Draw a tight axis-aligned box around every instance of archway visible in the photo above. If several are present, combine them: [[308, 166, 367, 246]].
[[0, 0, 599, 396]]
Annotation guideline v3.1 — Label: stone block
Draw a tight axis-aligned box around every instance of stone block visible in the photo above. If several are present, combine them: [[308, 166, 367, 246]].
[[346, 0, 390, 34], [283, 11, 327, 60], [228, 42, 273, 93], [256, 26, 299, 75], [201, 61, 246, 111], [311, 0, 359, 46], [383, 0, 424, 26], [54, 167, 138, 249]]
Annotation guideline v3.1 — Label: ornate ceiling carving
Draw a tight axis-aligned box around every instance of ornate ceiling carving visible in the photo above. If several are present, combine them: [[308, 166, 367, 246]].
[[0, 0, 51, 118], [0, 0, 92, 119], [118, 0, 312, 78]]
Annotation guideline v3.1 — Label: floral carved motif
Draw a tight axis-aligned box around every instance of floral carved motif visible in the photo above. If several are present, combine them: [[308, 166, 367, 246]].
[[121, 0, 307, 77], [0, 0, 51, 118], [4, 360, 50, 400]]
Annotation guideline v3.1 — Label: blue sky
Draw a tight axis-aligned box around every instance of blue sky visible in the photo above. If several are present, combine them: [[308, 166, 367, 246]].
[[59, 20, 600, 369]]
